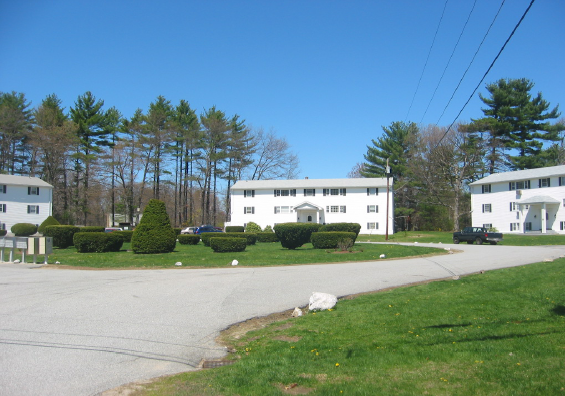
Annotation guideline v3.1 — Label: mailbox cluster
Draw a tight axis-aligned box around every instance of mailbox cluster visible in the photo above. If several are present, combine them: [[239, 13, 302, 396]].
[[0, 236, 53, 264]]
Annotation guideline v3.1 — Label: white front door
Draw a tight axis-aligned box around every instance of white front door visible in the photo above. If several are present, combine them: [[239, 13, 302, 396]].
[[298, 211, 317, 223]]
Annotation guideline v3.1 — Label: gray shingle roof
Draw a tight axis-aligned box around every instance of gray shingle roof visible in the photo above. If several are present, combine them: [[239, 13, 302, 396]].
[[231, 178, 389, 190], [0, 174, 53, 188], [469, 165, 565, 186]]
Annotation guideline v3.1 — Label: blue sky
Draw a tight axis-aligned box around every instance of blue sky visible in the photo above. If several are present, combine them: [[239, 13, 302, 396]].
[[1, 0, 564, 179]]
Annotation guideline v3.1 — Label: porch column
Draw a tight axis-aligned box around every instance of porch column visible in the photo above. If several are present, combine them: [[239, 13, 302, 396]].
[[541, 203, 547, 234]]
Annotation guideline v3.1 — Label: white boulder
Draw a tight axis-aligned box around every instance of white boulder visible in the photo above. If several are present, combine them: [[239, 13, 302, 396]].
[[308, 292, 337, 311]]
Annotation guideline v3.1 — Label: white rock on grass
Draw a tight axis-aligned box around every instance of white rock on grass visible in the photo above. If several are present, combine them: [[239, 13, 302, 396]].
[[231, 259, 239, 266], [379, 254, 386, 258], [175, 262, 182, 266], [308, 292, 337, 311], [291, 307, 303, 317]]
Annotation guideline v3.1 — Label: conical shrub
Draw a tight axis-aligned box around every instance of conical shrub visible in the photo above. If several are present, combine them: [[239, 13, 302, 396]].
[[38, 215, 60, 234], [131, 199, 176, 254]]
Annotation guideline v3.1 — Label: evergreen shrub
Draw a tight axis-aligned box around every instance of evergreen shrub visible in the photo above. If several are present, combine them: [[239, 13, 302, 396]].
[[210, 237, 247, 253], [11, 223, 38, 236], [201, 232, 256, 246], [263, 225, 274, 232], [79, 226, 105, 233], [256, 232, 279, 243], [274, 223, 322, 250], [73, 232, 124, 253], [0, 230, 6, 237], [131, 199, 176, 254], [178, 234, 200, 245], [38, 216, 60, 234], [173, 228, 182, 236], [225, 226, 245, 233], [311, 231, 357, 249], [319, 223, 361, 242], [114, 230, 133, 243], [245, 222, 262, 233], [44, 225, 80, 248]]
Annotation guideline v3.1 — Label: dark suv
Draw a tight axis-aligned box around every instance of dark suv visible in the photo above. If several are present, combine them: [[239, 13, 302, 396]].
[[195, 225, 223, 234]]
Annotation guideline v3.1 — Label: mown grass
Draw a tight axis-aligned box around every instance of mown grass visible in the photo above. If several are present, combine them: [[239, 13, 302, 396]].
[[43, 241, 443, 269], [358, 231, 565, 246], [136, 259, 565, 396]]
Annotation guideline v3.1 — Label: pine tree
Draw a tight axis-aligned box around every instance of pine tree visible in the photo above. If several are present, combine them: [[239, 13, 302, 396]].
[[131, 199, 176, 254]]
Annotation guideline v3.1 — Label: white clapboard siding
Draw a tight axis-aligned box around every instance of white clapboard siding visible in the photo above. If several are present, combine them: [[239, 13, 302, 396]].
[[227, 178, 394, 235], [470, 165, 565, 234], [0, 175, 53, 232]]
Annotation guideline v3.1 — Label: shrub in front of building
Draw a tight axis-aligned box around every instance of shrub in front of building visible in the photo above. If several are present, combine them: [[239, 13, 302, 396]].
[[114, 230, 134, 243], [44, 225, 80, 248], [11, 223, 38, 236], [38, 216, 60, 234], [274, 223, 323, 250], [319, 223, 361, 241], [210, 237, 247, 253], [245, 222, 262, 233], [311, 231, 357, 249], [225, 226, 245, 233], [263, 225, 274, 233], [201, 232, 256, 246], [256, 232, 279, 242], [131, 199, 176, 254], [0, 230, 6, 237], [79, 226, 105, 233], [177, 234, 200, 245], [73, 232, 124, 253]]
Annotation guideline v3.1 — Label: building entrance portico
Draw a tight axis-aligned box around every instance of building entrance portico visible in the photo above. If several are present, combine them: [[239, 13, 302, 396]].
[[294, 202, 323, 224]]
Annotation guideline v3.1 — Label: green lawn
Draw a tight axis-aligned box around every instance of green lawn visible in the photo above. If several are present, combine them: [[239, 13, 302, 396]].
[[136, 259, 565, 396], [358, 231, 565, 246], [44, 241, 444, 269]]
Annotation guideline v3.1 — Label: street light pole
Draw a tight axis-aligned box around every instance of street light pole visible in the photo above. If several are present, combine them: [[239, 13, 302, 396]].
[[385, 158, 390, 241]]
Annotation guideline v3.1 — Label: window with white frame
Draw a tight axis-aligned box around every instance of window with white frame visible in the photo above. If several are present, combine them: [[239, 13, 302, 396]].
[[340, 188, 346, 196], [0, 223, 5, 230], [560, 176, 565, 186], [274, 206, 291, 214], [0, 204, 5, 213], [525, 222, 532, 231], [304, 189, 315, 196], [367, 205, 378, 213], [483, 223, 492, 230], [274, 189, 296, 197], [326, 205, 346, 213], [244, 190, 255, 198], [482, 184, 491, 193], [28, 186, 39, 195], [367, 188, 378, 196], [27, 205, 39, 214], [516, 212, 520, 219], [244, 206, 255, 214], [510, 223, 520, 231], [482, 204, 492, 213], [340, 206, 346, 213], [539, 178, 550, 188], [509, 180, 530, 190], [0, 185, 6, 193], [367, 222, 378, 230], [560, 221, 565, 231], [510, 202, 519, 211]]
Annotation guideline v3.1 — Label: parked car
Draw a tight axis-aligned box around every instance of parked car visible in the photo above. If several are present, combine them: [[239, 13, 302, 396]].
[[104, 227, 123, 233], [180, 226, 197, 234], [453, 227, 503, 245], [195, 225, 223, 234]]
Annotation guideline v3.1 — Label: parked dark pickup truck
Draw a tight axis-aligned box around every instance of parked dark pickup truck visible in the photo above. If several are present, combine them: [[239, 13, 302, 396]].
[[453, 227, 503, 245]]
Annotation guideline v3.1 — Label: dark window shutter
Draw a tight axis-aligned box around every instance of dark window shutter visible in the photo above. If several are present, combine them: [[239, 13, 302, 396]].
[[244, 190, 247, 197], [509, 182, 512, 191], [367, 206, 369, 213], [252, 207, 255, 214], [28, 187, 31, 195]]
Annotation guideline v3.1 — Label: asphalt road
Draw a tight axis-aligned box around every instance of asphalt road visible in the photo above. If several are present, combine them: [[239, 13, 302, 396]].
[[1, 243, 564, 396]]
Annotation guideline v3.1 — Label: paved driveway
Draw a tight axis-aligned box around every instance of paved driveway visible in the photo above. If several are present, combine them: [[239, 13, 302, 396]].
[[1, 243, 564, 395]]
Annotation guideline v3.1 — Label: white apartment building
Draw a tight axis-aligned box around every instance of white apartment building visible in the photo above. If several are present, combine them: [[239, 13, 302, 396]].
[[470, 165, 565, 234], [227, 178, 394, 235], [0, 175, 53, 232]]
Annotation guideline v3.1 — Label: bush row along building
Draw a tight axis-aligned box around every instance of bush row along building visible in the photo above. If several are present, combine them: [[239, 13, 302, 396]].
[[4, 164, 565, 235]]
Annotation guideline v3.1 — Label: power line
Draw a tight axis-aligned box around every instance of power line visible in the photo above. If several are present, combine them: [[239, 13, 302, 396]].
[[404, 0, 449, 122], [433, 0, 536, 148], [419, 0, 478, 124], [435, 0, 506, 125]]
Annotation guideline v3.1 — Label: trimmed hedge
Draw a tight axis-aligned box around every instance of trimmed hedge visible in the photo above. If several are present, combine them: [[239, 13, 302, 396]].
[[274, 223, 323, 250], [0, 230, 6, 237], [114, 230, 134, 243], [44, 225, 80, 248], [201, 232, 256, 247], [178, 234, 200, 245], [245, 221, 262, 233], [79, 226, 105, 233], [210, 237, 247, 253], [131, 199, 176, 254], [38, 216, 60, 234], [319, 223, 361, 241], [225, 226, 245, 233], [11, 223, 38, 236], [311, 231, 357, 249], [173, 228, 182, 236], [256, 232, 279, 243], [73, 232, 124, 253]]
